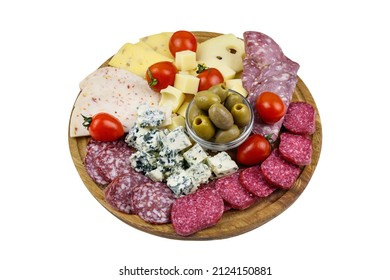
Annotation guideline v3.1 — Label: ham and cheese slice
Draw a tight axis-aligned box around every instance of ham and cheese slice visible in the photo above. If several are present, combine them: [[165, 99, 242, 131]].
[[69, 66, 161, 137]]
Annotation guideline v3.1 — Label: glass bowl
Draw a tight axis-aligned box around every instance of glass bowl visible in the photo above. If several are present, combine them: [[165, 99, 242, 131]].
[[185, 90, 254, 152]]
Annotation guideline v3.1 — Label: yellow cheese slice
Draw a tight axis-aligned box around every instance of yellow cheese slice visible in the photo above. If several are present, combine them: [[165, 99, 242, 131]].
[[108, 41, 173, 77], [140, 32, 174, 59]]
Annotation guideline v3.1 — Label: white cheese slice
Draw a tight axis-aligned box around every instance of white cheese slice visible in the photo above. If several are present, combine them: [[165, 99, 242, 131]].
[[69, 66, 161, 137]]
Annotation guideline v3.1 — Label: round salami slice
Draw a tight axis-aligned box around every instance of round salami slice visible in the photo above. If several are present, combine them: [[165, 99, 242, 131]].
[[104, 172, 148, 214], [131, 181, 176, 224], [95, 142, 135, 184], [283, 102, 316, 135], [215, 171, 257, 210], [84, 139, 119, 185], [279, 133, 312, 166], [260, 149, 301, 189], [171, 187, 224, 236], [240, 166, 276, 198]]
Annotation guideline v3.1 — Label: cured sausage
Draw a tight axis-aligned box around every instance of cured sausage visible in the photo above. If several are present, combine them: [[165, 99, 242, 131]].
[[104, 173, 145, 214], [279, 133, 312, 166], [131, 181, 176, 224], [239, 166, 276, 198], [215, 171, 257, 210], [283, 102, 316, 135], [242, 31, 300, 141], [260, 149, 301, 190], [171, 187, 224, 236]]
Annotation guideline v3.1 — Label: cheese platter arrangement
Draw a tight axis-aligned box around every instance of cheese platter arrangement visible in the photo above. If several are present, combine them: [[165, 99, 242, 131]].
[[69, 31, 322, 240]]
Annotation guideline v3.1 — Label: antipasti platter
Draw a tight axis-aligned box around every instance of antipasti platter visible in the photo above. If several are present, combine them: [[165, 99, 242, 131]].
[[69, 31, 322, 240]]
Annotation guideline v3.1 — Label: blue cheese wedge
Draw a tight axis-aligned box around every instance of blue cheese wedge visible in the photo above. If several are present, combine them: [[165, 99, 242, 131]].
[[207, 152, 238, 178]]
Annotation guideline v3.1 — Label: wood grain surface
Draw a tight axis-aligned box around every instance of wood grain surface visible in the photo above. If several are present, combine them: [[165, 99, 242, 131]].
[[68, 31, 322, 240]]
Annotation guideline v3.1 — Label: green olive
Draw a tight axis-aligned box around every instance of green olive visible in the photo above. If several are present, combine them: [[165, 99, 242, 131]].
[[214, 125, 240, 143], [188, 103, 205, 124], [208, 82, 229, 102], [192, 115, 215, 140], [231, 103, 251, 127], [208, 103, 234, 130], [224, 93, 243, 111], [194, 91, 221, 111]]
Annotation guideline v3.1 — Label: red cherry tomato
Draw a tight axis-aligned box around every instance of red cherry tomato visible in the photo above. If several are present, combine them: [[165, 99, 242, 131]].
[[169, 30, 197, 57], [236, 134, 271, 166], [145, 61, 177, 92], [82, 112, 124, 142], [256, 91, 286, 124], [197, 67, 224, 91]]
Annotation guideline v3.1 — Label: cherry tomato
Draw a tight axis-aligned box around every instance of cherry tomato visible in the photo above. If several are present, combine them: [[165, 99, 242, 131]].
[[82, 112, 124, 142], [256, 91, 286, 124], [197, 67, 224, 91], [169, 30, 197, 57], [145, 61, 177, 92], [236, 134, 271, 166]]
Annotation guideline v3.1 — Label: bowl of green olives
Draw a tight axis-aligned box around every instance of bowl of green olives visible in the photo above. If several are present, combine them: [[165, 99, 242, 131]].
[[185, 84, 254, 152]]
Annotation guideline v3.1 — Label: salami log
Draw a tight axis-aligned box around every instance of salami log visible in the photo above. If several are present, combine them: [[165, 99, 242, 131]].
[[171, 187, 224, 236]]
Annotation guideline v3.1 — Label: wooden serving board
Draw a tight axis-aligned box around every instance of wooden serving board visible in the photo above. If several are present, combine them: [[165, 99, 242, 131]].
[[68, 31, 322, 240]]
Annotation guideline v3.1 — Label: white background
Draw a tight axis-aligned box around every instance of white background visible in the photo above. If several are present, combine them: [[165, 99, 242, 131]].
[[1, 0, 389, 279]]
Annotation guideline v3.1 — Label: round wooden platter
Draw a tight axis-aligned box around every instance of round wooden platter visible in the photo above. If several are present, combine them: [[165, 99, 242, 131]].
[[68, 31, 322, 240]]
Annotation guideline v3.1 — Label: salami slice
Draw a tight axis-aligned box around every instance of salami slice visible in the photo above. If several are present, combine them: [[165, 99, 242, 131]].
[[84, 139, 124, 185], [104, 172, 148, 214], [171, 187, 224, 236], [131, 181, 176, 224], [215, 171, 257, 210], [260, 149, 301, 189], [240, 166, 276, 198], [242, 31, 300, 142], [279, 133, 312, 166], [283, 102, 316, 135], [95, 142, 135, 184]]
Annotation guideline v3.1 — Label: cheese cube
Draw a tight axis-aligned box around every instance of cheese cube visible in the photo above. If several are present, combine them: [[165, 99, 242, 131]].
[[175, 50, 197, 71], [177, 101, 190, 117], [226, 79, 248, 97], [207, 152, 238, 177], [203, 59, 236, 80], [166, 115, 186, 131], [183, 143, 208, 165], [108, 42, 173, 77], [197, 34, 245, 72], [159, 86, 185, 113], [139, 32, 174, 59], [174, 73, 200, 94], [163, 127, 192, 152]]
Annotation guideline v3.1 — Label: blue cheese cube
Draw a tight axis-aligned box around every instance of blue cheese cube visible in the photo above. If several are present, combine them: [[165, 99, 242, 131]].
[[129, 151, 157, 173], [146, 167, 164, 182], [125, 123, 151, 150], [207, 152, 238, 178], [162, 126, 192, 152], [186, 163, 211, 188], [167, 169, 195, 196], [183, 143, 208, 165], [137, 104, 165, 127], [158, 147, 184, 172], [136, 129, 163, 152]]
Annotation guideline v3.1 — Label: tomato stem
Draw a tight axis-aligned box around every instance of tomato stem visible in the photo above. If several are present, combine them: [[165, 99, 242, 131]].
[[81, 114, 92, 128], [147, 68, 158, 87], [196, 63, 208, 74]]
